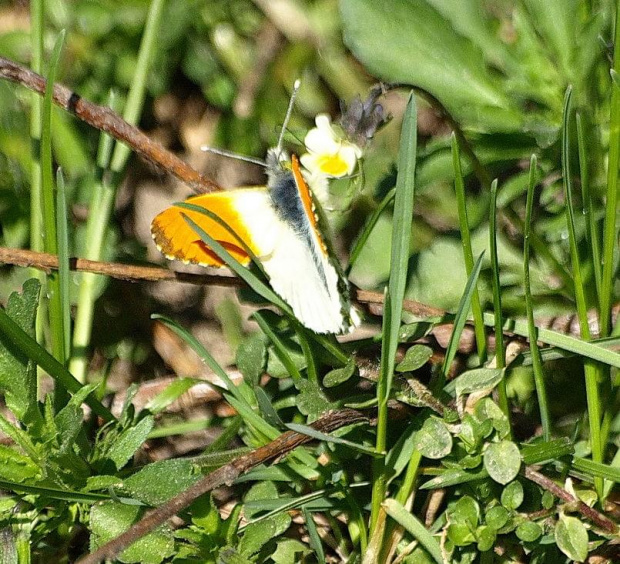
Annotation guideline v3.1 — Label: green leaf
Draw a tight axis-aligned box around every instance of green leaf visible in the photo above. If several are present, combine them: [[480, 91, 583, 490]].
[[0, 446, 39, 482], [450, 496, 480, 528], [420, 468, 488, 490], [323, 357, 356, 387], [190, 494, 222, 536], [483, 441, 521, 484], [414, 416, 453, 459], [340, 0, 512, 124], [555, 514, 589, 562], [453, 368, 504, 397], [500, 480, 524, 510], [123, 458, 200, 505], [144, 378, 202, 414], [395, 345, 433, 373], [485, 505, 509, 530], [107, 416, 154, 471], [516, 520, 542, 543], [0, 279, 41, 425], [295, 380, 335, 420], [285, 423, 378, 456], [383, 498, 443, 563], [446, 522, 476, 547], [90, 502, 174, 564], [236, 333, 266, 386], [239, 482, 291, 557], [271, 539, 312, 564], [476, 525, 496, 552]]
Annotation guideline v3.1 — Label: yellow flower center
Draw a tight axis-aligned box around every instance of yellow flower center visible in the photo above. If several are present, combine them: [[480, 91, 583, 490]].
[[315, 153, 349, 177]]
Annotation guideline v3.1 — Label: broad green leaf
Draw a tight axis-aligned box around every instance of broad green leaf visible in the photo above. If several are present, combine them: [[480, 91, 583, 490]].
[[340, 0, 512, 123], [107, 416, 154, 471], [190, 494, 221, 536], [414, 416, 453, 459], [0, 446, 39, 482], [446, 522, 476, 547], [271, 539, 312, 564], [90, 502, 174, 564], [395, 345, 433, 373], [123, 458, 200, 505], [484, 441, 521, 484], [323, 357, 356, 387], [236, 333, 266, 386], [0, 279, 41, 425], [239, 482, 291, 557], [295, 380, 335, 420], [555, 515, 588, 562], [475, 525, 496, 552], [454, 368, 504, 397]]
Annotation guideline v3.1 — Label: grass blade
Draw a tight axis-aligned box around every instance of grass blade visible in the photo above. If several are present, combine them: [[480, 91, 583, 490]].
[[523, 154, 550, 441], [452, 134, 486, 364], [600, 4, 620, 336], [440, 252, 485, 384], [55, 169, 71, 362], [40, 31, 69, 410], [489, 179, 510, 430], [561, 87, 604, 497], [383, 498, 442, 564], [371, 92, 417, 532]]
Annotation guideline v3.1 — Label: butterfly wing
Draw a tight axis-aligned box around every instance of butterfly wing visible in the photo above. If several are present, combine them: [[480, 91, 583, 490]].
[[151, 188, 278, 267]]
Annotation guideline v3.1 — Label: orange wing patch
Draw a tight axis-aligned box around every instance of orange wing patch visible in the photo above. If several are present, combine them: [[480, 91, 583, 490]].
[[291, 155, 328, 256], [151, 192, 258, 267]]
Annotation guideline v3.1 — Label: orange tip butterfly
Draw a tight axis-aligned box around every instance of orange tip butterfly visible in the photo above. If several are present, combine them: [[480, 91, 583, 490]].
[[151, 81, 357, 334]]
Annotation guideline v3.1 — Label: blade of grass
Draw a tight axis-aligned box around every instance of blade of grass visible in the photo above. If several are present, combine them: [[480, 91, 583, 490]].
[[370, 92, 417, 533], [40, 31, 68, 410], [55, 168, 71, 362], [561, 87, 604, 497], [489, 179, 510, 431], [286, 423, 379, 456], [347, 187, 396, 273], [439, 252, 485, 388], [0, 306, 113, 421], [576, 112, 601, 299], [29, 0, 44, 255], [523, 154, 550, 441], [303, 507, 326, 564], [383, 498, 443, 564], [600, 5, 620, 336], [70, 0, 165, 382], [452, 134, 486, 364]]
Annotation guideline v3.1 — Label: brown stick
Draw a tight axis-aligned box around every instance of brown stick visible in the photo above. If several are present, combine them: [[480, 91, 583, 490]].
[[0, 246, 239, 287], [0, 56, 221, 193], [76, 408, 370, 564], [522, 465, 617, 534]]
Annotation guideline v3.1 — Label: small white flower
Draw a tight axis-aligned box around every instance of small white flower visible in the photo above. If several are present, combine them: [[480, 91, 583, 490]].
[[300, 114, 362, 178]]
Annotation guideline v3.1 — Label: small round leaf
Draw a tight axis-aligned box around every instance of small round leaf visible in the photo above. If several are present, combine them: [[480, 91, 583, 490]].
[[483, 441, 521, 484], [395, 345, 433, 372], [501, 480, 524, 510], [516, 521, 542, 542], [414, 416, 453, 459], [485, 506, 509, 530]]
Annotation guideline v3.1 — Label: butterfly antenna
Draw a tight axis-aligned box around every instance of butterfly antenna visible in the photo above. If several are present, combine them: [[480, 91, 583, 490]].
[[200, 145, 266, 167], [276, 79, 301, 156]]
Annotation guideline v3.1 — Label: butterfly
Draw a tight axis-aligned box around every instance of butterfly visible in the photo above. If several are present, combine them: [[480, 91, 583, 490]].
[[151, 88, 357, 334]]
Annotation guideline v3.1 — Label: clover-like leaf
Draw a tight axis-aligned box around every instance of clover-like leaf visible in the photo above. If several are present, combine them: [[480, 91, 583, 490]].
[[483, 441, 521, 484]]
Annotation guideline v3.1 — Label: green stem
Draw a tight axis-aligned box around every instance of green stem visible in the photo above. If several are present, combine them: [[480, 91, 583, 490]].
[[69, 0, 166, 382]]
